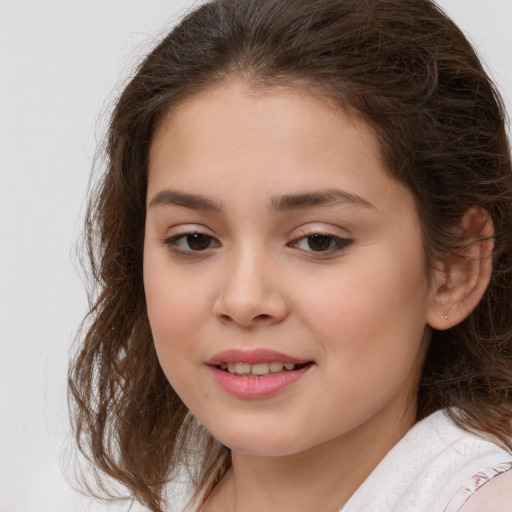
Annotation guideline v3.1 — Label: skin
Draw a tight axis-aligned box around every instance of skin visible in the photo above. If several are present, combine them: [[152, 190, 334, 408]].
[[143, 81, 480, 511], [459, 470, 512, 512]]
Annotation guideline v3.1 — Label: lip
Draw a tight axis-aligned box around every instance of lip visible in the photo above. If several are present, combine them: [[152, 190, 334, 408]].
[[206, 348, 314, 399], [206, 348, 312, 366]]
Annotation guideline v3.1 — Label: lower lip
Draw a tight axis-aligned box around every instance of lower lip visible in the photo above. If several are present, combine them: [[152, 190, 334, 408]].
[[209, 365, 312, 399]]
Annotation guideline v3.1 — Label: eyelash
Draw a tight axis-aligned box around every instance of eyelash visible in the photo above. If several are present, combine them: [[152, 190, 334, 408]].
[[163, 231, 353, 256], [164, 232, 219, 255], [289, 233, 354, 254]]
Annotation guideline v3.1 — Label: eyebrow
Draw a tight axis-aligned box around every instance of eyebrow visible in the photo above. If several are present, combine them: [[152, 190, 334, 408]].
[[148, 188, 374, 213], [269, 189, 375, 212], [149, 190, 223, 213]]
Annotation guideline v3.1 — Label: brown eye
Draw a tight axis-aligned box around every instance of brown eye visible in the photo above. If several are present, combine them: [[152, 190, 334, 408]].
[[165, 232, 219, 253], [290, 233, 354, 254], [307, 234, 334, 251], [186, 233, 213, 250]]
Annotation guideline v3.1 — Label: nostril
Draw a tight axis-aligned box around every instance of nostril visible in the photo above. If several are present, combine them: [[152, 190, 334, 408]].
[[213, 290, 290, 327], [217, 312, 274, 327], [254, 314, 272, 321]]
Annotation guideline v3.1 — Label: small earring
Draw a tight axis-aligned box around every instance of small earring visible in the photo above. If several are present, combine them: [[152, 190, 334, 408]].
[[444, 314, 449, 320]]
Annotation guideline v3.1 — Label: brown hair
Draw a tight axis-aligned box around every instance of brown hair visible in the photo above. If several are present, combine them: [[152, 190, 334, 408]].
[[68, 0, 512, 510]]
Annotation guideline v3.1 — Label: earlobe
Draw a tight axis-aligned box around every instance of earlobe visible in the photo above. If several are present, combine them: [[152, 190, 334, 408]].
[[427, 207, 494, 330]]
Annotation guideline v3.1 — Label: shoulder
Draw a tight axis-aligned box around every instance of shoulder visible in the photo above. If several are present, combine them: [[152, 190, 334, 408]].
[[458, 469, 512, 512]]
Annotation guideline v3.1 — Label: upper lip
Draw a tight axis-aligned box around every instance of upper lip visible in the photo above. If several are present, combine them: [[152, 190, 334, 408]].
[[206, 348, 312, 365]]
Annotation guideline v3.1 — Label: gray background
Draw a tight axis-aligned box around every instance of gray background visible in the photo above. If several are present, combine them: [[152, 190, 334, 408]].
[[1, 1, 511, 511]]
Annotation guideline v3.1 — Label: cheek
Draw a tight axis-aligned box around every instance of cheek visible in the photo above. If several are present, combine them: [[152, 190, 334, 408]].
[[144, 271, 214, 407], [146, 280, 204, 356], [143, 248, 210, 372], [296, 251, 431, 383]]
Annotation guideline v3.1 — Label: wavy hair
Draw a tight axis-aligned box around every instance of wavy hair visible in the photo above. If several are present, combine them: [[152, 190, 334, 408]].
[[69, 0, 512, 510]]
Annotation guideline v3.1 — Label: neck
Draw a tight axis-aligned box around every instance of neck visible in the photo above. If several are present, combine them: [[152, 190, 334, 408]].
[[202, 404, 415, 512]]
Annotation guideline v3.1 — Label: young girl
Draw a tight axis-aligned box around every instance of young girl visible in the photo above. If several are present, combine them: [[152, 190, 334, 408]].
[[69, 0, 512, 511]]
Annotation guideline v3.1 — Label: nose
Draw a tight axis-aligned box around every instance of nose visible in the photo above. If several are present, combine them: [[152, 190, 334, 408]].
[[212, 245, 290, 328]]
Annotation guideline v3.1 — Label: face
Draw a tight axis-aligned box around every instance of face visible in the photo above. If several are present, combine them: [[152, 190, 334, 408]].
[[144, 81, 437, 457]]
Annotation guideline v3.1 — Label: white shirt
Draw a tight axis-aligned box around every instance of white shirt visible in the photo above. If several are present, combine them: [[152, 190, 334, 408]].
[[341, 409, 512, 511]]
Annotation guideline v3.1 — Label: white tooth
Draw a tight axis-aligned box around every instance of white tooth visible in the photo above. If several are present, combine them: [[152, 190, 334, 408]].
[[220, 363, 228, 370], [283, 362, 296, 370], [251, 363, 271, 375], [227, 362, 236, 374], [235, 363, 251, 374], [270, 362, 284, 373]]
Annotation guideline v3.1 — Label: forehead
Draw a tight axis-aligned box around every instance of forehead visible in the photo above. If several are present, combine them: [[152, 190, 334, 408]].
[[150, 80, 370, 163], [147, 80, 413, 217]]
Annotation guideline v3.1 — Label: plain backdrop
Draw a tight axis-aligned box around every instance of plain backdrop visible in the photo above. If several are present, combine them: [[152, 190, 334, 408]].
[[1, 1, 511, 511]]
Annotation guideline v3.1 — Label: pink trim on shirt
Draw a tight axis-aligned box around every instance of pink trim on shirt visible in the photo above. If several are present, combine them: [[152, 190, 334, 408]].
[[444, 462, 512, 512]]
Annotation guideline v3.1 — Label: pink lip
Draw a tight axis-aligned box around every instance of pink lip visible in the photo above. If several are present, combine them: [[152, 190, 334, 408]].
[[206, 348, 311, 365], [206, 348, 314, 399], [209, 365, 312, 399]]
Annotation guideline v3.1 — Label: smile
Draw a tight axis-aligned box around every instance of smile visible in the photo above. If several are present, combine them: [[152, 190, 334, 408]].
[[217, 361, 306, 376], [207, 349, 314, 398]]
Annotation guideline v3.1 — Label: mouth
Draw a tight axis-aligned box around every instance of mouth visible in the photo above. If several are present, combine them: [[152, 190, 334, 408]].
[[206, 349, 314, 397], [215, 361, 312, 377]]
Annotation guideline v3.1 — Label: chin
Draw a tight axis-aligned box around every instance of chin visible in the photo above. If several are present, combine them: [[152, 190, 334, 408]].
[[226, 439, 304, 457], [208, 420, 309, 457]]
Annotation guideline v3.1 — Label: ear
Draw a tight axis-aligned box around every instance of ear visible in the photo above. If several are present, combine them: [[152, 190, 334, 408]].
[[427, 207, 494, 330]]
